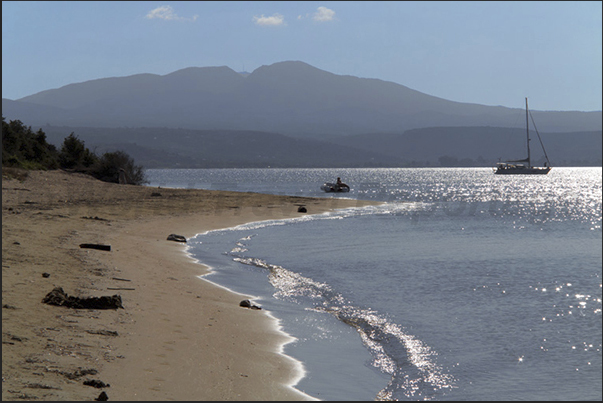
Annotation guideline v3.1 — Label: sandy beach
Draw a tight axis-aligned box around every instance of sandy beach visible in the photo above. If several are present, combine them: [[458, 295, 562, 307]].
[[2, 169, 376, 401]]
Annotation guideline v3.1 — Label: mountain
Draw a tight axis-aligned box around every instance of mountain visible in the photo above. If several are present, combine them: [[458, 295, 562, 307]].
[[3, 61, 601, 136], [3, 61, 601, 168]]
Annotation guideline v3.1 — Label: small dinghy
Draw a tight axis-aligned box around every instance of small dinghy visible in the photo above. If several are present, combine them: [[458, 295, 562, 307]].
[[321, 182, 350, 192]]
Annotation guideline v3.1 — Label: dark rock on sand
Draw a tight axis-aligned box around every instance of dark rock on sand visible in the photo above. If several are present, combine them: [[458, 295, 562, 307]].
[[297, 206, 307, 213], [239, 299, 262, 310], [42, 287, 123, 310], [167, 234, 187, 243], [95, 391, 109, 401]]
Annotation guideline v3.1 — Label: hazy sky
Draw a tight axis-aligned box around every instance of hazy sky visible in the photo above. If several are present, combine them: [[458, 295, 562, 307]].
[[2, 1, 602, 111]]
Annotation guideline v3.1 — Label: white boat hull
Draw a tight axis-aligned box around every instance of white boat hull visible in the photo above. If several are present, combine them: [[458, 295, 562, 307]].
[[494, 164, 551, 175]]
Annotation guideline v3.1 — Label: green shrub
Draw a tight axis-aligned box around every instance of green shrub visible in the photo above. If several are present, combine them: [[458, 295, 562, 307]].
[[90, 150, 147, 185], [3, 117, 146, 185]]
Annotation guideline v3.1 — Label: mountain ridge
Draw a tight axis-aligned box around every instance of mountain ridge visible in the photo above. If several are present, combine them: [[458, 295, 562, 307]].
[[2, 60, 600, 168], [4, 61, 601, 135]]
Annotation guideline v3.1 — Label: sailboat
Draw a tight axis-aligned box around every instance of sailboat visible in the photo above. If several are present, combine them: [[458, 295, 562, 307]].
[[494, 98, 551, 175]]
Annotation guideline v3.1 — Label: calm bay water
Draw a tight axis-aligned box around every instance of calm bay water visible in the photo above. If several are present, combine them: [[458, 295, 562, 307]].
[[146, 167, 602, 401]]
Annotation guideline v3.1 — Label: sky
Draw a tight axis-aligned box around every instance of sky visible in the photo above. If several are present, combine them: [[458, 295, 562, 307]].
[[2, 1, 602, 112]]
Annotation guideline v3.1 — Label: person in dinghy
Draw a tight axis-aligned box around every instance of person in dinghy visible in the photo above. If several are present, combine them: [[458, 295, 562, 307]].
[[336, 177, 350, 190], [320, 177, 350, 192]]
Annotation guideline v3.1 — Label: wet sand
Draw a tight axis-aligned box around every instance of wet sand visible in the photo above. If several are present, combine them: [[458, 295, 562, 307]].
[[2, 168, 375, 400]]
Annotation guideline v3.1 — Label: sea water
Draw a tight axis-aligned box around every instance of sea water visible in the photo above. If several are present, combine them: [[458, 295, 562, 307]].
[[146, 168, 602, 401]]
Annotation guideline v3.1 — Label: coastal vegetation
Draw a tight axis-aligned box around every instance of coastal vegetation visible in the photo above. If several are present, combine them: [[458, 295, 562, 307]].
[[2, 117, 146, 184]]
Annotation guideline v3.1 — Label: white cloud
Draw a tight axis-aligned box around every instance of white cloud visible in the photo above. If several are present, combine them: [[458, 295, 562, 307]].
[[145, 5, 198, 22], [312, 6, 335, 22], [253, 13, 285, 26]]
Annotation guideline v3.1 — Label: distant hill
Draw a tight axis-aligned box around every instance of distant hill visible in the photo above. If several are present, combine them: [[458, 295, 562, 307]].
[[38, 126, 406, 168], [38, 125, 601, 168], [343, 127, 602, 167], [3, 61, 601, 136], [3, 61, 601, 168]]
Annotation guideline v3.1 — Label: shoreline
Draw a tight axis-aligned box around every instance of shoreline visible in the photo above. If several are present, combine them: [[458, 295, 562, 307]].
[[2, 169, 377, 400], [194, 268, 311, 400], [180, 209, 373, 400]]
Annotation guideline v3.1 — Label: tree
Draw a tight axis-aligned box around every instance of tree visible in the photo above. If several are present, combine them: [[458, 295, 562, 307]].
[[91, 150, 147, 185], [2, 117, 59, 169], [59, 133, 97, 170]]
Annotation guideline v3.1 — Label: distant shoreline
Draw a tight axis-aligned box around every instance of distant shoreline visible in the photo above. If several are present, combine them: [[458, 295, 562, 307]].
[[29, 124, 603, 169]]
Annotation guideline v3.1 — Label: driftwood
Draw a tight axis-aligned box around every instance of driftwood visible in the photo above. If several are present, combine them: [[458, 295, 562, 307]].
[[118, 168, 127, 185], [42, 287, 123, 310], [79, 243, 111, 251], [84, 379, 110, 388], [86, 329, 118, 337], [52, 368, 97, 380], [81, 216, 109, 221]]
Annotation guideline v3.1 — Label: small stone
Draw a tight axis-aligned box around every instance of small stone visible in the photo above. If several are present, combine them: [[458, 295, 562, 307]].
[[95, 391, 108, 401], [239, 299, 261, 310]]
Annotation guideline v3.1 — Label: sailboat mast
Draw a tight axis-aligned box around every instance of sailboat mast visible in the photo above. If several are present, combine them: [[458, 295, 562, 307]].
[[525, 97, 531, 167]]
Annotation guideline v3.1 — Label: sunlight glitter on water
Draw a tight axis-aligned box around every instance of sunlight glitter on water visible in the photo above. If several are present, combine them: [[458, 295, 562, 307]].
[[169, 167, 601, 401]]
